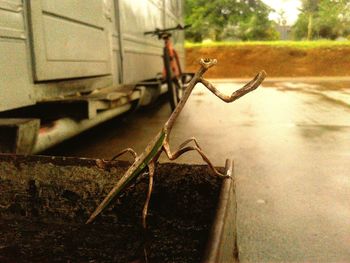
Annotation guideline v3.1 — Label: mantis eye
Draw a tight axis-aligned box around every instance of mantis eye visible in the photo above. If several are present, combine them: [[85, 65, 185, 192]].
[[199, 58, 217, 68]]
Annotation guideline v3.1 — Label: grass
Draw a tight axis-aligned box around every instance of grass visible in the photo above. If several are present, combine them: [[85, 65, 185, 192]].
[[185, 40, 350, 49]]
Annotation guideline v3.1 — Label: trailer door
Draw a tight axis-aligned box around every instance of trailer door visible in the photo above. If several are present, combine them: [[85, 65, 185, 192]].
[[29, 0, 111, 81]]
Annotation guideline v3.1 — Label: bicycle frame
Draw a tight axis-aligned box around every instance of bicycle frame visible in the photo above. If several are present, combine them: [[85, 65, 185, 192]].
[[144, 24, 190, 111], [162, 34, 182, 79]]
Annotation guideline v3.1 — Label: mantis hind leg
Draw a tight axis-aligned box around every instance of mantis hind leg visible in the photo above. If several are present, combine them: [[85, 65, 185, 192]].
[[110, 148, 138, 162]]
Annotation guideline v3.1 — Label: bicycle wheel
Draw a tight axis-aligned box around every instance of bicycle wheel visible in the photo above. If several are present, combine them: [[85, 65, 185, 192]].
[[163, 47, 179, 111]]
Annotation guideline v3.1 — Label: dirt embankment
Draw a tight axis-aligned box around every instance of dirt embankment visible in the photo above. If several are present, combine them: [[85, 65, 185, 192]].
[[186, 46, 350, 78]]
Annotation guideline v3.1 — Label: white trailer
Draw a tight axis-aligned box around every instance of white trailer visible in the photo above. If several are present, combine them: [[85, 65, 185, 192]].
[[0, 0, 185, 153]]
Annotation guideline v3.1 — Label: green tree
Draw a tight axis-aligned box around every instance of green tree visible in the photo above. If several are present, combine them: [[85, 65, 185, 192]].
[[293, 0, 350, 40], [185, 0, 278, 42], [315, 0, 350, 39], [293, 12, 310, 40], [184, 0, 208, 42], [235, 1, 279, 41], [302, 0, 319, 40]]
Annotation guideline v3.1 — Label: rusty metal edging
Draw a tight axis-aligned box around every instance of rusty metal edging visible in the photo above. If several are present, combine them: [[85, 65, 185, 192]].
[[202, 159, 239, 263]]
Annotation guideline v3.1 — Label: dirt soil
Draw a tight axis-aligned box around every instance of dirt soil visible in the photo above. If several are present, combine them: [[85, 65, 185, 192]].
[[0, 160, 222, 263], [186, 46, 350, 78]]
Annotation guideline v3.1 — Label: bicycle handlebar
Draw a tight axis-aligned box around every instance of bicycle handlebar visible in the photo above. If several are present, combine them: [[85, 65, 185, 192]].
[[144, 24, 191, 36]]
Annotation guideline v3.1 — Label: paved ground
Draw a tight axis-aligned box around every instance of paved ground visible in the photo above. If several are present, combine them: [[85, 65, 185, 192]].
[[46, 78, 350, 262]]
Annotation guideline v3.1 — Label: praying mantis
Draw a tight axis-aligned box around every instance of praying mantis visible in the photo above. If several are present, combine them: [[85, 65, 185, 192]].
[[86, 58, 266, 227]]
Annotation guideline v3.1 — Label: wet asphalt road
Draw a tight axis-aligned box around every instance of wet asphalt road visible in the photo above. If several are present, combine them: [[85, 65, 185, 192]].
[[46, 79, 350, 262]]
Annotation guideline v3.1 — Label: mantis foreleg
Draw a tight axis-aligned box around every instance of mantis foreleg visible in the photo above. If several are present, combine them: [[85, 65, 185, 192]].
[[199, 71, 266, 103]]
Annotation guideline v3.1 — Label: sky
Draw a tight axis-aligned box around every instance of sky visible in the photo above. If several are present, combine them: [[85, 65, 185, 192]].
[[261, 0, 302, 25]]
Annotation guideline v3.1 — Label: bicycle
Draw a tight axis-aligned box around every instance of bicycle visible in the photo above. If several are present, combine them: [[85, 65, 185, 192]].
[[144, 24, 192, 111]]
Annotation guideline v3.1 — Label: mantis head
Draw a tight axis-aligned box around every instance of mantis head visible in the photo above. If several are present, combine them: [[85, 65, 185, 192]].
[[199, 58, 217, 69]]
